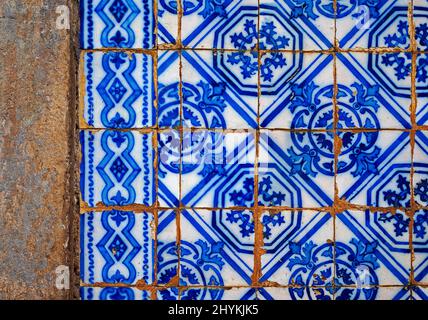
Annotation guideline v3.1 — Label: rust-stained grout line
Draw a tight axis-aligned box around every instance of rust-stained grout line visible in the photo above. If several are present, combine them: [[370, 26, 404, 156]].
[[251, 0, 262, 289], [77, 126, 425, 133], [332, 0, 338, 300], [151, 0, 160, 300], [80, 47, 419, 54], [79, 203, 414, 215], [176, 0, 183, 299], [409, 0, 417, 288], [79, 282, 428, 289]]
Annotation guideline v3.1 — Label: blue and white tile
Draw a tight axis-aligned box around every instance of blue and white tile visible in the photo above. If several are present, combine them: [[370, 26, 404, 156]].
[[337, 130, 411, 207], [157, 210, 178, 290], [180, 287, 258, 300], [259, 0, 334, 51], [412, 286, 428, 300], [180, 210, 254, 286], [181, 0, 258, 49], [260, 53, 333, 129], [413, 133, 428, 285], [336, 210, 411, 289], [80, 130, 155, 207], [337, 286, 412, 301], [157, 0, 179, 46], [337, 53, 411, 129], [82, 52, 155, 128], [80, 210, 155, 285], [80, 0, 155, 49], [414, 131, 428, 208], [181, 131, 256, 208], [412, 210, 428, 285], [257, 285, 411, 300], [181, 50, 257, 128], [158, 50, 181, 129], [157, 209, 255, 300], [259, 131, 335, 208], [336, 0, 410, 49], [260, 210, 334, 300], [158, 130, 180, 208], [415, 53, 428, 126], [81, 287, 152, 300]]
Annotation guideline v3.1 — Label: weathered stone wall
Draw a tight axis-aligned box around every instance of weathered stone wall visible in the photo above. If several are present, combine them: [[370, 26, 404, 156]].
[[0, 0, 78, 299]]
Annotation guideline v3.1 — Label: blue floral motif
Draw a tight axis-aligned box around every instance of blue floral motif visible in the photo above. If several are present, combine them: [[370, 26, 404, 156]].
[[227, 19, 291, 83], [158, 81, 228, 180], [96, 0, 141, 47], [96, 210, 141, 284], [224, 177, 286, 239], [160, 0, 227, 17], [379, 175, 428, 239], [288, 81, 381, 177], [381, 20, 428, 83], [290, 0, 381, 20], [96, 52, 143, 128], [100, 287, 135, 300], [97, 131, 141, 205], [287, 239, 380, 300], [158, 240, 225, 300], [159, 81, 227, 129]]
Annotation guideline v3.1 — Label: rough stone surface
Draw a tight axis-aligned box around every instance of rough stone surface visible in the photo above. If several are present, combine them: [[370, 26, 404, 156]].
[[0, 0, 77, 299]]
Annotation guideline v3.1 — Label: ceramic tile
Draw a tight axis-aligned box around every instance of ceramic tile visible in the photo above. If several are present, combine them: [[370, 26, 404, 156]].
[[414, 131, 428, 208], [181, 0, 258, 49], [336, 0, 410, 50], [336, 53, 411, 129], [79, 0, 427, 301], [413, 134, 428, 286], [179, 209, 254, 286], [260, 211, 334, 297], [258, 286, 412, 300], [80, 0, 155, 49], [179, 288, 258, 301], [80, 287, 152, 300], [259, 130, 334, 208], [416, 53, 428, 126], [412, 209, 428, 285], [337, 130, 411, 207], [181, 131, 256, 208], [157, 210, 178, 290], [157, 0, 179, 45], [259, 0, 334, 51], [260, 53, 334, 129], [412, 286, 428, 300], [157, 209, 254, 300], [80, 130, 156, 207], [181, 50, 257, 129], [158, 50, 181, 129], [80, 210, 155, 285], [158, 130, 180, 207], [81, 52, 155, 128], [336, 210, 411, 288]]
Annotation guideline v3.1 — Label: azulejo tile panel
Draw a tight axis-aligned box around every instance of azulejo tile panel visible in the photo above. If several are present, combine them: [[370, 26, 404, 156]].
[[79, 0, 428, 300]]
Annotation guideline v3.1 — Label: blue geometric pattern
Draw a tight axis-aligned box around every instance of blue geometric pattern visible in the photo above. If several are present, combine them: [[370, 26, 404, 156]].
[[80, 0, 155, 49], [83, 52, 155, 128], [80, 210, 154, 285], [80, 130, 155, 207], [79, 0, 427, 300]]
